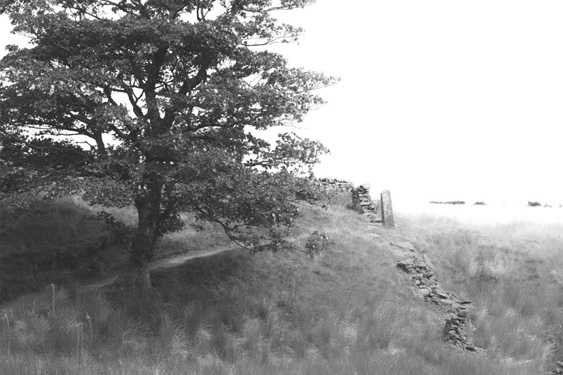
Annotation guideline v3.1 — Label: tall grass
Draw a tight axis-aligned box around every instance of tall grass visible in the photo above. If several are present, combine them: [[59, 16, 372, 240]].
[[0, 199, 555, 374], [397, 211, 563, 369]]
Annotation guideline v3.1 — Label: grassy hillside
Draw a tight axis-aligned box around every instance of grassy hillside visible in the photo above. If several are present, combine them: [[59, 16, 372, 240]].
[[0, 197, 232, 301], [397, 213, 563, 367], [1, 197, 562, 374]]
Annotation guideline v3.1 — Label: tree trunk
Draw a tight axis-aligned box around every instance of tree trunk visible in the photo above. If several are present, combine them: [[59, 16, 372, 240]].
[[112, 172, 163, 290]]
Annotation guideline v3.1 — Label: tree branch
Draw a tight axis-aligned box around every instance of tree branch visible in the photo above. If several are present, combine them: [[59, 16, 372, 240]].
[[120, 82, 145, 118]]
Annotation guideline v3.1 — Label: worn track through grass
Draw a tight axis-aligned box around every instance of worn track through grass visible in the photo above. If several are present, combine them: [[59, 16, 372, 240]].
[[79, 247, 238, 292]]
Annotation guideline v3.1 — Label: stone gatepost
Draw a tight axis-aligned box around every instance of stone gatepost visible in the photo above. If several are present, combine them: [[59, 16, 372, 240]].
[[380, 190, 395, 228], [373, 199, 382, 222]]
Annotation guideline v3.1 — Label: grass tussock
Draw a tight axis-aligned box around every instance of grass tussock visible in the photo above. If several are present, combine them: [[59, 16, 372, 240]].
[[0, 197, 559, 374]]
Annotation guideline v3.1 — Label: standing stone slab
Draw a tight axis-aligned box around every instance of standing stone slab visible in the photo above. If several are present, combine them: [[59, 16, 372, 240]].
[[380, 190, 395, 228], [373, 199, 382, 222]]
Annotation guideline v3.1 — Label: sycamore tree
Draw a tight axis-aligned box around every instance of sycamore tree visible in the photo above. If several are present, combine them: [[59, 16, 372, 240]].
[[0, 0, 335, 289]]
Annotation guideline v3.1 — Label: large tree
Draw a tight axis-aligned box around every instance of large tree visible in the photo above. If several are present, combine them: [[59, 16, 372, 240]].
[[0, 0, 334, 289]]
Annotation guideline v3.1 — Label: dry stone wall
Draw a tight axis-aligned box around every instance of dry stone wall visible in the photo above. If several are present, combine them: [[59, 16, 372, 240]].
[[319, 181, 394, 227], [317, 178, 353, 193], [352, 184, 383, 224], [396, 245, 483, 353], [322, 178, 552, 370], [319, 178, 505, 358]]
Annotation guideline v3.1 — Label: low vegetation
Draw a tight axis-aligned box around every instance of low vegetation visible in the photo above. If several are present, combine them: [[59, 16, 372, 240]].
[[1, 196, 563, 374]]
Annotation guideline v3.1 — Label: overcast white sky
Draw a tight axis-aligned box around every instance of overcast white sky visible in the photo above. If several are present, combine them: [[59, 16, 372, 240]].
[[272, 0, 563, 207], [1, 1, 563, 207]]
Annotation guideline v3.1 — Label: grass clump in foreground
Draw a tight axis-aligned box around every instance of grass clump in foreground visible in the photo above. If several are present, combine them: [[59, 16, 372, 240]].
[[0, 200, 556, 374]]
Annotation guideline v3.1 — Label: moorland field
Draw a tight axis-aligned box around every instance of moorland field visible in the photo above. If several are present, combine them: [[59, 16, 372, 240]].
[[1, 194, 563, 374]]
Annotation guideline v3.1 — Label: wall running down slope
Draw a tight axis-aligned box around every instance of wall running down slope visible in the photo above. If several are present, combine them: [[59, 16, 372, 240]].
[[396, 249, 482, 353], [320, 178, 485, 354]]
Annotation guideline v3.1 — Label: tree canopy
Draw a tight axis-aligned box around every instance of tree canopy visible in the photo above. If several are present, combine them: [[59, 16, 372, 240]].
[[0, 0, 335, 288]]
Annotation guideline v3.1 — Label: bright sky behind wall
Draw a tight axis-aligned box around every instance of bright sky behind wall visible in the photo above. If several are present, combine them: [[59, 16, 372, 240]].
[[1, 0, 562, 207]]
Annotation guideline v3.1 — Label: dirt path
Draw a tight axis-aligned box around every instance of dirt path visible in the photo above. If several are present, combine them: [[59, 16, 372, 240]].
[[80, 247, 235, 292]]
